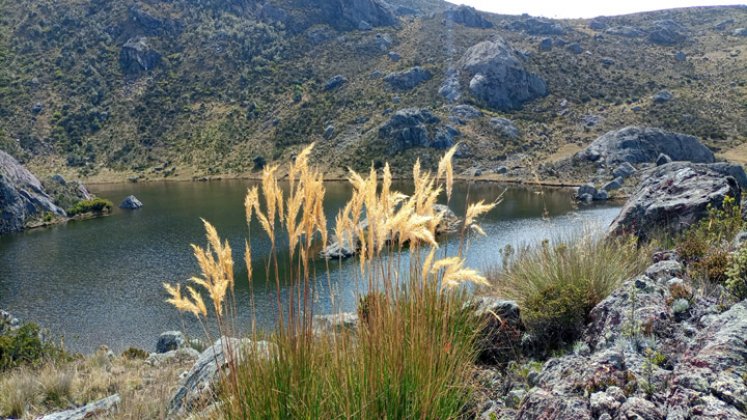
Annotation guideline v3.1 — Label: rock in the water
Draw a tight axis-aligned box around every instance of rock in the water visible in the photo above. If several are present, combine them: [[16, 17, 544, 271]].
[[383, 66, 432, 90], [324, 75, 348, 91], [156, 331, 186, 353], [579, 126, 715, 165], [40, 394, 120, 420], [609, 162, 742, 240], [169, 337, 276, 415], [457, 38, 547, 111], [312, 312, 359, 335], [119, 195, 143, 210], [652, 90, 673, 103], [656, 153, 672, 166], [490, 118, 520, 140], [443, 5, 493, 28], [0, 150, 65, 234], [120, 37, 160, 75], [577, 183, 597, 198]]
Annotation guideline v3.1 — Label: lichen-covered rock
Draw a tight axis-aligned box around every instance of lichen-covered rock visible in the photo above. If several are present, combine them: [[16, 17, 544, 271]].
[[40, 394, 120, 420], [383, 66, 432, 90], [169, 337, 276, 415], [609, 162, 741, 240], [457, 38, 547, 111], [0, 150, 65, 235], [443, 5, 493, 28], [579, 126, 714, 165]]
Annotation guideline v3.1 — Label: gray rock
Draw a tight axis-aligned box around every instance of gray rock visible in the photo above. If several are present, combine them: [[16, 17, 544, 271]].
[[156, 331, 186, 353], [324, 75, 348, 91], [645, 260, 684, 281], [601, 57, 616, 66], [602, 177, 623, 191], [146, 347, 200, 367], [324, 125, 335, 140], [433, 125, 460, 149], [578, 193, 594, 203], [577, 183, 597, 198], [510, 17, 565, 35], [120, 37, 160, 75], [652, 90, 673, 103], [387, 51, 400, 61], [707, 162, 747, 189], [457, 38, 547, 111], [605, 26, 644, 37], [318, 0, 398, 31], [538, 37, 552, 51], [589, 19, 608, 31], [0, 308, 20, 334], [312, 312, 359, 335], [609, 162, 742, 240], [451, 104, 482, 121], [383, 66, 432, 90], [39, 394, 120, 420], [31, 102, 43, 114], [378, 108, 439, 152], [590, 386, 626, 417], [468, 297, 522, 364], [612, 162, 637, 179], [579, 126, 715, 165], [169, 337, 276, 415], [675, 51, 687, 62], [649, 20, 688, 45], [438, 70, 461, 102], [505, 389, 526, 409], [581, 114, 602, 128], [566, 43, 583, 54], [494, 166, 508, 174], [443, 5, 493, 28], [119, 195, 143, 210], [594, 190, 609, 201], [490, 117, 520, 139], [0, 150, 65, 234], [656, 153, 673, 166], [734, 28, 747, 37]]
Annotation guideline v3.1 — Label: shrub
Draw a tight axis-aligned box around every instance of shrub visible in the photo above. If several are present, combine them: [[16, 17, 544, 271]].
[[490, 234, 648, 353], [121, 347, 149, 360], [66, 198, 113, 216], [676, 196, 742, 264], [0, 323, 65, 371], [726, 244, 747, 300]]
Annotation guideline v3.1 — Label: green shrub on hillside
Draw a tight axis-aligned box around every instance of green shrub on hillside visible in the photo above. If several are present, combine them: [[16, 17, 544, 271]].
[[726, 245, 747, 301], [66, 198, 113, 216], [676, 196, 742, 264], [490, 234, 648, 354]]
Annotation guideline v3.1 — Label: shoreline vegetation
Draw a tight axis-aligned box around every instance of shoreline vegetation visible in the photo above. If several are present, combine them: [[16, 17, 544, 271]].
[[2, 147, 747, 418]]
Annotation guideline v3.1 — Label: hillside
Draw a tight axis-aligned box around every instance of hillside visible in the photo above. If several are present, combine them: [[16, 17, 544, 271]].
[[0, 0, 746, 181]]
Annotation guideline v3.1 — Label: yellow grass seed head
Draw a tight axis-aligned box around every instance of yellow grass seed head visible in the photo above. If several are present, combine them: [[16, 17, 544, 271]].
[[437, 145, 458, 202]]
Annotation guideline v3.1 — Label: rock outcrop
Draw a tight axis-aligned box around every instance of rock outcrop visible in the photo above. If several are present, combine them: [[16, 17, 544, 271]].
[[578, 126, 715, 165], [455, 38, 547, 111], [509, 17, 565, 35], [377, 108, 460, 152], [120, 195, 143, 210], [609, 162, 741, 240], [383, 66, 432, 90], [443, 5, 493, 28], [40, 394, 121, 420], [120, 37, 161, 75], [156, 330, 185, 353], [314, 0, 397, 31], [0, 150, 65, 235]]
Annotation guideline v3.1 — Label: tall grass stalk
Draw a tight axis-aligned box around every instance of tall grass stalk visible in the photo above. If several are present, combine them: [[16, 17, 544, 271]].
[[163, 144, 497, 418]]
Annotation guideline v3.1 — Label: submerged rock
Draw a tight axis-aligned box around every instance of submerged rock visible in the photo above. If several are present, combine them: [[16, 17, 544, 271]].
[[120, 195, 143, 210]]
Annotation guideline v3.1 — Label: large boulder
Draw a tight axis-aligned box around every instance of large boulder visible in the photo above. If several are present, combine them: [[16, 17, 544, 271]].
[[443, 5, 493, 28], [0, 151, 65, 235], [648, 19, 688, 45], [119, 37, 160, 75], [383, 66, 432, 90], [509, 17, 565, 35], [120, 195, 143, 210], [156, 331, 186, 353], [314, 0, 398, 31], [456, 38, 547, 111], [169, 337, 276, 415], [377, 108, 441, 152], [609, 162, 741, 240], [468, 297, 523, 364], [578, 126, 715, 165]]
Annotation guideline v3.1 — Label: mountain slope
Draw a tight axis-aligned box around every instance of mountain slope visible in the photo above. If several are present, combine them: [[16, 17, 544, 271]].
[[0, 0, 745, 181]]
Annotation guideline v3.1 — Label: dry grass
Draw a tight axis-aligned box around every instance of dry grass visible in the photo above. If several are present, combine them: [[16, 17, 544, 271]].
[[163, 144, 498, 418], [0, 347, 193, 419]]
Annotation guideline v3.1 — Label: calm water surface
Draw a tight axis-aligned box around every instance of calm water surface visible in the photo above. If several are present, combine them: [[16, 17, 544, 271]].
[[0, 180, 621, 353]]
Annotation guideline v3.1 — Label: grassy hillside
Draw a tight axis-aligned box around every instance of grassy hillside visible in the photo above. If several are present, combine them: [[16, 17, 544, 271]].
[[0, 1, 745, 181]]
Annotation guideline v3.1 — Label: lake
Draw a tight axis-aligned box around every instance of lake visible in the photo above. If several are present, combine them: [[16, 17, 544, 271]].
[[0, 180, 621, 353]]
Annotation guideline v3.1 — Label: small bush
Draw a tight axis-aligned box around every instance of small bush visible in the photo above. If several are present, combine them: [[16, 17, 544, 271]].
[[122, 347, 149, 360], [66, 198, 113, 216], [0, 323, 65, 371], [490, 234, 649, 353], [726, 244, 747, 300], [692, 247, 731, 284], [676, 196, 742, 264]]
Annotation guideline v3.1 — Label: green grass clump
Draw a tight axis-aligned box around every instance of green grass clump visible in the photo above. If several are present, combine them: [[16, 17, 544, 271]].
[[66, 198, 113, 216], [726, 244, 747, 301], [490, 234, 648, 353]]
